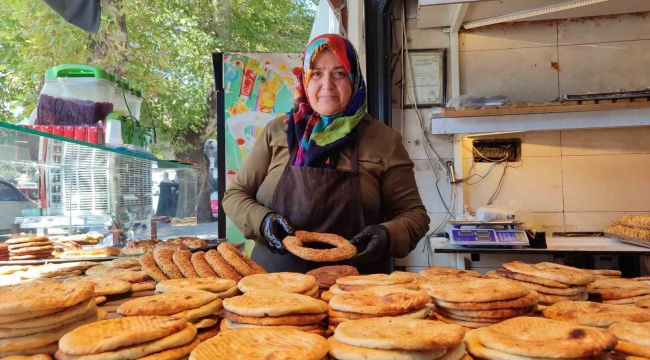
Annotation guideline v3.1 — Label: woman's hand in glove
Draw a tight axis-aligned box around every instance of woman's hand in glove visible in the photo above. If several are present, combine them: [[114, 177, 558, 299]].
[[260, 213, 295, 255], [349, 225, 390, 264]]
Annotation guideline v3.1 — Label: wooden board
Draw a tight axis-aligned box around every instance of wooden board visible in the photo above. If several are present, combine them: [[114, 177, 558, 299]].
[[443, 97, 650, 118]]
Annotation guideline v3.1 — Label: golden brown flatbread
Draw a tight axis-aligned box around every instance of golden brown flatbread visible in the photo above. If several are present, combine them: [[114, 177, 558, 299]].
[[434, 291, 539, 310], [329, 286, 429, 315], [502, 261, 596, 286], [222, 289, 328, 317], [543, 301, 650, 327]]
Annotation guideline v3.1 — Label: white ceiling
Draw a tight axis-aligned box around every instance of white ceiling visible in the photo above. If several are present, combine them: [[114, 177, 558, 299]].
[[417, 0, 650, 29]]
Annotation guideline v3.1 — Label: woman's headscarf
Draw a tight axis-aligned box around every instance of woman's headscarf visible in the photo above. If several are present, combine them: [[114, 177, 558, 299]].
[[286, 34, 367, 168]]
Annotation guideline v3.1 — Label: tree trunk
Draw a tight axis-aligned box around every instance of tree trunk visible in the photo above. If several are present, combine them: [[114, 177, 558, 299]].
[[173, 87, 218, 224], [88, 0, 129, 77]]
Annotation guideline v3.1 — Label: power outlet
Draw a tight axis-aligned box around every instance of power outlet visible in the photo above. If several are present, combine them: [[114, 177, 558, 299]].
[[472, 139, 521, 162]]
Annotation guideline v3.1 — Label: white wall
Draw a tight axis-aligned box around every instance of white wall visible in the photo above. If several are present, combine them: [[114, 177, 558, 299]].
[[393, 1, 650, 240]]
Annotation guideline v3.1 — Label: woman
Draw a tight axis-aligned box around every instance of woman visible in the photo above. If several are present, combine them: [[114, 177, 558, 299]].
[[223, 34, 429, 274]]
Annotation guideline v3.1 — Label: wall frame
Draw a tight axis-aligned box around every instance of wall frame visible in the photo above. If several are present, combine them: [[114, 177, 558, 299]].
[[403, 49, 447, 108]]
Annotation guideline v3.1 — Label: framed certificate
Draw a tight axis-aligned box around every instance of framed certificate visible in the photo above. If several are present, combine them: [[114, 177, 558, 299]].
[[403, 49, 446, 108]]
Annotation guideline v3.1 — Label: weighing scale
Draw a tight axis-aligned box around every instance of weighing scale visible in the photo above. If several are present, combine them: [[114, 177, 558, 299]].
[[447, 221, 529, 247]]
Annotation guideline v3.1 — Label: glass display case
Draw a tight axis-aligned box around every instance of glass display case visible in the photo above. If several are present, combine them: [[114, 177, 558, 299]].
[[0, 122, 201, 246]]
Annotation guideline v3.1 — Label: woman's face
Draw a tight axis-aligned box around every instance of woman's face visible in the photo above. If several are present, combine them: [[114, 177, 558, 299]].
[[307, 50, 353, 116]]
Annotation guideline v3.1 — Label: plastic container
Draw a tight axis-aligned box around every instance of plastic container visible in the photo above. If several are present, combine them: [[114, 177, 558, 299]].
[[105, 114, 125, 145], [128, 88, 143, 120], [37, 64, 116, 126], [113, 80, 131, 116]]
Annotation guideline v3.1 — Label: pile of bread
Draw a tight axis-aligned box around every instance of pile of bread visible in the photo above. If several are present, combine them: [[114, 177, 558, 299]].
[[139, 243, 265, 282], [605, 215, 650, 243]]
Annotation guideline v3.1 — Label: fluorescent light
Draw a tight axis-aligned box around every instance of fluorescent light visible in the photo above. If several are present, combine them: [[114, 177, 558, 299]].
[[462, 0, 610, 29]]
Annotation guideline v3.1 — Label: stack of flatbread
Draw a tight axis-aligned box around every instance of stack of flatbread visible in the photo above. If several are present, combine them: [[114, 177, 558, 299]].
[[190, 328, 328, 360], [156, 278, 239, 318], [586, 269, 622, 279], [587, 277, 650, 305], [328, 285, 431, 332], [543, 301, 650, 327], [6, 237, 53, 261], [221, 289, 328, 336], [423, 277, 537, 329], [139, 246, 265, 283], [0, 281, 105, 358], [116, 289, 222, 339], [492, 261, 595, 307], [328, 318, 468, 360], [322, 273, 417, 303], [238, 272, 319, 298], [83, 264, 156, 295], [56, 316, 201, 359], [464, 317, 617, 360], [609, 321, 650, 360], [0, 243, 8, 261], [419, 266, 481, 280]]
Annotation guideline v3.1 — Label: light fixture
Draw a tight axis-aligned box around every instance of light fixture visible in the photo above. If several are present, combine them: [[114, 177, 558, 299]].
[[462, 0, 610, 29]]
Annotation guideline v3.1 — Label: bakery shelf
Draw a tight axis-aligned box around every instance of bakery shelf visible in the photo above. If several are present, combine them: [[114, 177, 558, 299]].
[[431, 98, 650, 135]]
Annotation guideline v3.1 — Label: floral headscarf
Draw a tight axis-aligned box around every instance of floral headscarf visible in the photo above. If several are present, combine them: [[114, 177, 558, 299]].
[[286, 34, 367, 168]]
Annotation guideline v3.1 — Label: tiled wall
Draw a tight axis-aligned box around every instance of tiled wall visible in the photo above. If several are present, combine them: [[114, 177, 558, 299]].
[[393, 3, 650, 240]]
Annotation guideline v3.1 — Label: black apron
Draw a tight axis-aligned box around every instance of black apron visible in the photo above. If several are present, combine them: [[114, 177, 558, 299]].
[[251, 135, 392, 274]]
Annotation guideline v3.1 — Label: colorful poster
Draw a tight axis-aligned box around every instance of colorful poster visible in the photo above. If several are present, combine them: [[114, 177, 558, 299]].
[[223, 52, 302, 245]]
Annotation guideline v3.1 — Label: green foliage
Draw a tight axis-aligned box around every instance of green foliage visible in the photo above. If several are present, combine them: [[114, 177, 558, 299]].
[[0, 0, 315, 154]]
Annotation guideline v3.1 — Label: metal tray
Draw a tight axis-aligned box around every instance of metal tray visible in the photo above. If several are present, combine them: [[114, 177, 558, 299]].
[[605, 232, 650, 249]]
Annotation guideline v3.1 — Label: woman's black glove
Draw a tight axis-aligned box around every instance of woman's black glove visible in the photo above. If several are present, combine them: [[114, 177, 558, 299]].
[[350, 225, 390, 264], [260, 213, 295, 255]]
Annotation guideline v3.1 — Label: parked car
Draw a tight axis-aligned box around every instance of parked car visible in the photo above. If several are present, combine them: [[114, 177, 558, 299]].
[[0, 180, 39, 233], [17, 187, 40, 202], [20, 182, 38, 188]]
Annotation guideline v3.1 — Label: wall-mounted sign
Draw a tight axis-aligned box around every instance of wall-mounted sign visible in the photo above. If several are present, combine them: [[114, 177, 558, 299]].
[[403, 49, 446, 108]]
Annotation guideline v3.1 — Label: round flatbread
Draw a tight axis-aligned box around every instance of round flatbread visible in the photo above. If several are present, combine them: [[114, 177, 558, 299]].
[[223, 318, 319, 331], [637, 300, 650, 309], [539, 291, 587, 305], [5, 237, 49, 245], [223, 289, 328, 317], [0, 281, 94, 315], [106, 258, 140, 269], [517, 281, 586, 296], [430, 311, 494, 329], [439, 305, 533, 319], [306, 265, 359, 289], [329, 286, 430, 315], [465, 328, 549, 360], [57, 316, 188, 356], [328, 306, 431, 320], [204, 250, 242, 282], [0, 298, 96, 330], [301, 285, 319, 298], [327, 336, 449, 360], [117, 289, 218, 316], [189, 328, 328, 360], [419, 266, 481, 279], [336, 273, 414, 287], [0, 307, 63, 325], [213, 286, 240, 299], [609, 321, 650, 347], [131, 281, 157, 292], [335, 317, 465, 351], [321, 290, 334, 302], [502, 262, 596, 286], [169, 299, 223, 322], [66, 275, 132, 296], [615, 340, 650, 358], [55, 323, 197, 360], [587, 269, 622, 277], [434, 309, 510, 323], [588, 278, 650, 300], [603, 294, 650, 305], [543, 301, 650, 327], [238, 272, 315, 294], [435, 291, 539, 310], [172, 250, 200, 278], [192, 318, 219, 329], [137, 337, 200, 360], [157, 278, 236, 294], [424, 278, 530, 303], [225, 311, 326, 326], [190, 252, 218, 278], [476, 317, 617, 358]]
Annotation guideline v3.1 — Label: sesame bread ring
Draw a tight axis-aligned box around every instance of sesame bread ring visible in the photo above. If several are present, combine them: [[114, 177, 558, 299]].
[[153, 248, 184, 279], [191, 252, 219, 278], [205, 249, 242, 282], [217, 243, 260, 277], [282, 231, 356, 262], [173, 250, 200, 278]]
